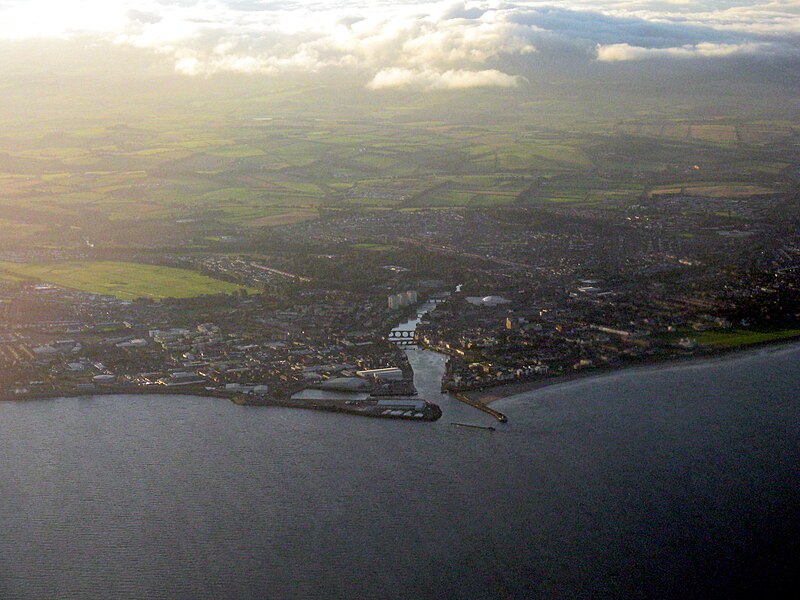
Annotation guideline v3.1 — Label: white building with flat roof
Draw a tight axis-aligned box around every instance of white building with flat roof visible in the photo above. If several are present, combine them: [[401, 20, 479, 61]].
[[356, 367, 404, 381]]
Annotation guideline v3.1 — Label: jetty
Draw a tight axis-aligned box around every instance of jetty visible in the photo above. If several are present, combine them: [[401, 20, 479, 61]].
[[454, 393, 508, 423], [450, 422, 496, 432]]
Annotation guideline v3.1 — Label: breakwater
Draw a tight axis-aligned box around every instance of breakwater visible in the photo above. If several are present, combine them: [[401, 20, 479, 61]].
[[453, 392, 508, 422]]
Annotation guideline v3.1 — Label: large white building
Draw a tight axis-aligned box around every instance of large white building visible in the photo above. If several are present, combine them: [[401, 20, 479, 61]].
[[356, 367, 404, 381]]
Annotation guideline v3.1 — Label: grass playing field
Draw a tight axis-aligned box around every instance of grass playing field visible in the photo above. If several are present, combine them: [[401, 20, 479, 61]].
[[692, 328, 800, 348], [0, 261, 255, 300]]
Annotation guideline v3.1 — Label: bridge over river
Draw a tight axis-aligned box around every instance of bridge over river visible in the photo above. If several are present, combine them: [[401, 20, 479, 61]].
[[386, 329, 417, 345]]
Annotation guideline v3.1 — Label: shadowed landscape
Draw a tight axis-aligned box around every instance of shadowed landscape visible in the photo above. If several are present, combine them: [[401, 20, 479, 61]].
[[2, 1, 800, 596]]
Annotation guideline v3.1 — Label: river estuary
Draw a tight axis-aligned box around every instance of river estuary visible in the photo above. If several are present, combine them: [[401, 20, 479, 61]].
[[1, 314, 799, 597], [393, 300, 500, 426]]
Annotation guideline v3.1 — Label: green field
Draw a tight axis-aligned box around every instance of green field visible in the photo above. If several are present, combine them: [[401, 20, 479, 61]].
[[0, 261, 255, 300], [649, 183, 775, 198], [353, 243, 399, 252], [1, 56, 799, 249], [687, 328, 800, 349], [0, 271, 25, 283]]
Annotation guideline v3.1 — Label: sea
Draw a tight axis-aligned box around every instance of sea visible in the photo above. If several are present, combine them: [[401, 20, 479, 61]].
[[1, 335, 799, 598]]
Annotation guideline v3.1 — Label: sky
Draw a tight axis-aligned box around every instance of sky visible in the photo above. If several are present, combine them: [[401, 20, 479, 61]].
[[0, 1, 798, 89]]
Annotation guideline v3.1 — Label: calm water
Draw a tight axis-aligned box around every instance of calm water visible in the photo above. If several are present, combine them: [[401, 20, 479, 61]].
[[1, 342, 799, 598]]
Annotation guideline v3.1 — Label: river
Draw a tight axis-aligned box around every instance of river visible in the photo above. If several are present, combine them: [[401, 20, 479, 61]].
[[392, 300, 498, 425], [1, 336, 799, 597]]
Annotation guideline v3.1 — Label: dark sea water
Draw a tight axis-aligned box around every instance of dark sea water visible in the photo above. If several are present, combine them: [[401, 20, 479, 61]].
[[1, 342, 799, 599]]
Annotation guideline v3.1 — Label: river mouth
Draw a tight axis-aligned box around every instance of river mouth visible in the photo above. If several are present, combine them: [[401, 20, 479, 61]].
[[391, 301, 501, 426], [288, 299, 494, 424], [283, 301, 454, 422]]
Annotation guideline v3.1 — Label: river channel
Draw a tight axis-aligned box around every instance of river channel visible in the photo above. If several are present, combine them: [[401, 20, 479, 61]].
[[392, 301, 498, 426]]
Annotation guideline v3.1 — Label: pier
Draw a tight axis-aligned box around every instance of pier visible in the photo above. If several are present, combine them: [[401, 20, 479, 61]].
[[454, 393, 508, 423], [450, 422, 496, 432]]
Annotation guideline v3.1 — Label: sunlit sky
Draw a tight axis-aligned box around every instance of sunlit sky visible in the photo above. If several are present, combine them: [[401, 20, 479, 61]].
[[1, 1, 798, 89]]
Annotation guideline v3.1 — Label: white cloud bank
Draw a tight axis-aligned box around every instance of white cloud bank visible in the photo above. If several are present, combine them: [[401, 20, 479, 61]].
[[367, 67, 521, 90], [596, 41, 766, 61], [0, 1, 798, 89]]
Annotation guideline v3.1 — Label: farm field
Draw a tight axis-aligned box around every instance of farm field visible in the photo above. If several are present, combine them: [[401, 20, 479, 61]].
[[0, 261, 255, 300], [1, 68, 799, 249], [649, 183, 776, 198], [617, 120, 798, 143], [247, 208, 319, 227], [678, 328, 800, 349]]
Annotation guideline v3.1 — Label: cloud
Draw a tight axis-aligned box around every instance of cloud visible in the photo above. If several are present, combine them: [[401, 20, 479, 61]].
[[97, 1, 536, 88], [596, 41, 768, 61], [440, 2, 487, 21], [0, 1, 798, 88], [367, 67, 521, 90]]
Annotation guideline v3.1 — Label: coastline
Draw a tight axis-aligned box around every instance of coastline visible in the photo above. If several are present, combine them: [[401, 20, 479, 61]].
[[464, 336, 800, 406], [1, 386, 442, 421], [0, 385, 238, 404], [6, 336, 799, 420]]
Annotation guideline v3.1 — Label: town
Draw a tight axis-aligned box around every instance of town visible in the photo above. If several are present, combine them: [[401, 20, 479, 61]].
[[2, 184, 799, 414]]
